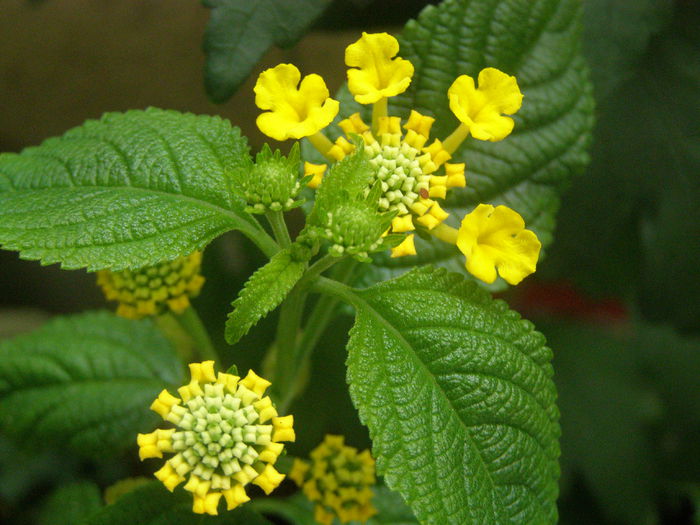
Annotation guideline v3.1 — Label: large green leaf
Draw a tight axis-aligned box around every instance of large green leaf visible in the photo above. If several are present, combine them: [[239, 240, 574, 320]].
[[323, 267, 559, 523], [203, 0, 329, 103], [328, 0, 594, 288], [225, 246, 308, 345], [0, 311, 184, 457], [84, 481, 271, 525], [0, 108, 275, 271]]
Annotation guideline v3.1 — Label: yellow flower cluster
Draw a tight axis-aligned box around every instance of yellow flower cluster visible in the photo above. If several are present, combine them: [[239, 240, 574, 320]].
[[290, 435, 376, 525], [97, 252, 205, 319], [138, 361, 294, 515], [254, 31, 540, 285]]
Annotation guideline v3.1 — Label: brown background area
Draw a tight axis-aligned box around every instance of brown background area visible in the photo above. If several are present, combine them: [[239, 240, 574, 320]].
[[0, 0, 359, 153]]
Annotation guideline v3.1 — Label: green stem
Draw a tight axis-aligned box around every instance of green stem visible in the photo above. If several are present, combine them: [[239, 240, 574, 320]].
[[266, 211, 292, 248], [241, 225, 280, 259], [272, 287, 307, 400], [277, 259, 358, 411], [173, 306, 221, 364], [311, 276, 359, 307], [297, 254, 341, 289]]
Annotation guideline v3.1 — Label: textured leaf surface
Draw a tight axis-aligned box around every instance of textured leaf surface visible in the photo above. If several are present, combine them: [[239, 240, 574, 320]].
[[203, 0, 329, 103], [225, 247, 307, 344], [38, 481, 103, 525], [0, 311, 184, 457], [341, 267, 559, 524], [0, 108, 271, 271], [332, 0, 594, 286], [84, 481, 271, 525]]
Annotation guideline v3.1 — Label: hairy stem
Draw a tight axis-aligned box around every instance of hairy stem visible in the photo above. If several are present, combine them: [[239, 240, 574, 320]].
[[265, 210, 292, 249]]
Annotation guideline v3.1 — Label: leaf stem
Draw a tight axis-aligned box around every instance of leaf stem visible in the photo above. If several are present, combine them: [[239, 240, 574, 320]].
[[311, 276, 360, 307], [265, 211, 292, 249], [173, 306, 221, 364]]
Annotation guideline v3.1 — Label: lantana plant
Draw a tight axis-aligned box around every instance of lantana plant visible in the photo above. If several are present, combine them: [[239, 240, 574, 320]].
[[0, 0, 595, 523]]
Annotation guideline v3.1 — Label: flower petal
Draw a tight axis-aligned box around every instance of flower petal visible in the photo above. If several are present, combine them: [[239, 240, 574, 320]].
[[254, 64, 339, 140], [346, 32, 414, 104], [456, 204, 540, 285], [448, 68, 522, 142]]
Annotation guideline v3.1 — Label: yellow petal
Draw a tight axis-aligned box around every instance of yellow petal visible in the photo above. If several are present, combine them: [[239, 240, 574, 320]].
[[254, 64, 339, 141], [456, 204, 541, 285], [222, 484, 250, 510], [391, 234, 417, 257], [448, 68, 522, 142], [345, 32, 414, 104], [252, 464, 285, 495]]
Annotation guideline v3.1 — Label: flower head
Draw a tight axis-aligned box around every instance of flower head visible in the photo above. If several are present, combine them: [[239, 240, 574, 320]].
[[456, 204, 540, 285], [97, 252, 205, 319], [448, 67, 523, 142], [346, 32, 414, 104], [290, 435, 376, 525], [253, 32, 537, 273], [255, 64, 339, 141], [138, 361, 294, 515]]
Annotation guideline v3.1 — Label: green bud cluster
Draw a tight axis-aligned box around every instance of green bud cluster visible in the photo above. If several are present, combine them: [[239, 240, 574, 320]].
[[303, 198, 393, 262], [230, 143, 304, 214]]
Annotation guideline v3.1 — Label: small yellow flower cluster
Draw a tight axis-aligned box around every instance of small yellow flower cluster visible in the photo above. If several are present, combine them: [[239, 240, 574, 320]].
[[138, 361, 294, 515], [254, 31, 541, 285], [97, 252, 205, 319], [290, 435, 376, 525]]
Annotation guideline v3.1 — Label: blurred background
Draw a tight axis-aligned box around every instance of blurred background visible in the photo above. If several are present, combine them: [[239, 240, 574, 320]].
[[1, 0, 699, 524]]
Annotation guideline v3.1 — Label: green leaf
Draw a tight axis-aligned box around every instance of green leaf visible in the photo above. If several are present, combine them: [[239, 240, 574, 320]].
[[0, 108, 275, 271], [84, 481, 271, 525], [329, 267, 559, 524], [38, 481, 103, 525], [203, 0, 330, 103], [543, 321, 659, 524], [308, 145, 375, 225], [0, 311, 184, 457], [225, 247, 308, 345], [330, 0, 594, 286]]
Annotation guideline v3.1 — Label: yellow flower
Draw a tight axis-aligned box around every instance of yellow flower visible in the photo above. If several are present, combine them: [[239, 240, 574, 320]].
[[447, 67, 523, 142], [456, 204, 540, 285], [97, 252, 205, 320], [255, 64, 339, 141], [290, 435, 376, 525], [137, 362, 294, 515], [253, 32, 533, 268], [345, 32, 414, 104]]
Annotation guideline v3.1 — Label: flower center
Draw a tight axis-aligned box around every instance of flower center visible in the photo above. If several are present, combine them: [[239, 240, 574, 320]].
[[170, 383, 271, 489], [366, 140, 430, 215]]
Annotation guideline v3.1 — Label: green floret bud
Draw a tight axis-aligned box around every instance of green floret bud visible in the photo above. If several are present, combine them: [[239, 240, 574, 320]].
[[230, 143, 304, 214]]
